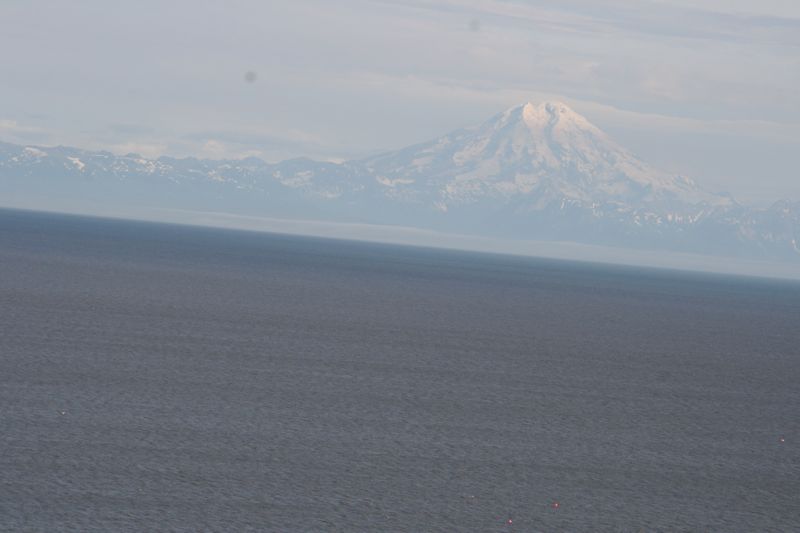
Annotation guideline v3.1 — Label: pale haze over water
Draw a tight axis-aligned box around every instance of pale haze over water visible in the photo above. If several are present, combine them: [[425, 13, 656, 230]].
[[1, 209, 798, 531]]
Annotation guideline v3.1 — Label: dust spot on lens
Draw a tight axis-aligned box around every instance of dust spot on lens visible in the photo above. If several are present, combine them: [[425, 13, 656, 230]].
[[244, 71, 258, 83]]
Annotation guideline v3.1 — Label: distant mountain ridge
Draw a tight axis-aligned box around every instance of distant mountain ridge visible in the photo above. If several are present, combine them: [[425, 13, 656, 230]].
[[1, 102, 798, 261]]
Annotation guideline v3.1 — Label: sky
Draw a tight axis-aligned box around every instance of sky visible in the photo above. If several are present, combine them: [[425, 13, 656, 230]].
[[1, 0, 798, 206]]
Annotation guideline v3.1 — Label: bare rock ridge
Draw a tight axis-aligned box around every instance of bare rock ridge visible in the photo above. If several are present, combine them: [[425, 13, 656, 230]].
[[0, 102, 797, 261]]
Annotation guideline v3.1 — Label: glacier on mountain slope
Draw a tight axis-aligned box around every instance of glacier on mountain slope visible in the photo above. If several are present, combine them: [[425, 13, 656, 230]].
[[0, 102, 797, 261]]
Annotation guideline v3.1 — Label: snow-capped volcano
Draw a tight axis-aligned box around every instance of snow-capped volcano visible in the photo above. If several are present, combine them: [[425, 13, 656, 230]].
[[0, 101, 797, 261], [361, 101, 728, 211]]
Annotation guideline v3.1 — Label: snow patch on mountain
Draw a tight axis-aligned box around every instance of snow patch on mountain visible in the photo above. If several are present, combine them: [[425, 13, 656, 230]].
[[66, 157, 85, 171], [24, 146, 47, 157]]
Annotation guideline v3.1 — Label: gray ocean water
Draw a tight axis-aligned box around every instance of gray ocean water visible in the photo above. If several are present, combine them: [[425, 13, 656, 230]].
[[1, 208, 798, 532]]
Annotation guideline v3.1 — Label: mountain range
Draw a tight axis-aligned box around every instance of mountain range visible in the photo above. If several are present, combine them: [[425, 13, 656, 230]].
[[1, 101, 798, 262]]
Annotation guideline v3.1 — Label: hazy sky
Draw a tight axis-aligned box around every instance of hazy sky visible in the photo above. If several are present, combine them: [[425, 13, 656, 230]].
[[1, 0, 798, 205]]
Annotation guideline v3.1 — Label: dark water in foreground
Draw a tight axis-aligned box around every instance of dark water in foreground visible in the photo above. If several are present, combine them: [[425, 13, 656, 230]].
[[1, 209, 798, 532]]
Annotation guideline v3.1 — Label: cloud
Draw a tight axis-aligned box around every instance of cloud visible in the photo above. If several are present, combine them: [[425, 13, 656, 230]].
[[0, 118, 52, 143], [0, 118, 46, 134], [101, 142, 169, 159], [106, 123, 156, 136]]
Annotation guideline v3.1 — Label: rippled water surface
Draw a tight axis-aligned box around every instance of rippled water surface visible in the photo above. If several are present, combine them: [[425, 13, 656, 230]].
[[1, 209, 798, 531]]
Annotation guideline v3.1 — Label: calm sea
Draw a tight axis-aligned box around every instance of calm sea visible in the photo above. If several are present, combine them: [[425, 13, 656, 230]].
[[1, 208, 798, 532]]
